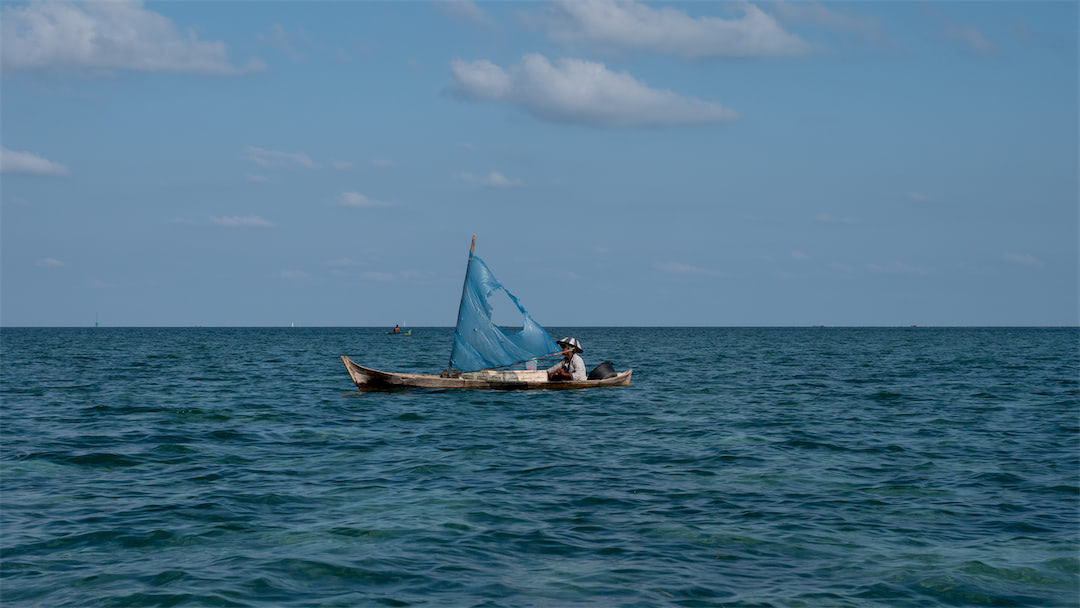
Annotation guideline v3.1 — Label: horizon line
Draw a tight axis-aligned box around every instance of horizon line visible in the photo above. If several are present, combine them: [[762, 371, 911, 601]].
[[2, 325, 1078, 330]]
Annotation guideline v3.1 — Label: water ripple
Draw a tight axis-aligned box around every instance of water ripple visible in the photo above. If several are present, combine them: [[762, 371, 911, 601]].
[[1, 327, 1077, 607]]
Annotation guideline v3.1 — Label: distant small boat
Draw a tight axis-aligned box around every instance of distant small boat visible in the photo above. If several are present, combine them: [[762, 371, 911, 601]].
[[387, 329, 412, 335], [342, 235, 631, 391]]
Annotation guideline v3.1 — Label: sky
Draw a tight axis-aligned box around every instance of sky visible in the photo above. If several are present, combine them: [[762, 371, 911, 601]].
[[1, 0, 1076, 327]]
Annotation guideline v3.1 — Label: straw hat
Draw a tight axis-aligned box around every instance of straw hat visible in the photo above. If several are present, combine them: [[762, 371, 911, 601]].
[[557, 337, 583, 353]]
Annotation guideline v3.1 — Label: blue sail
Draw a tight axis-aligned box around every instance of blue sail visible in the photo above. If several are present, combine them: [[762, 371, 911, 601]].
[[449, 254, 561, 372]]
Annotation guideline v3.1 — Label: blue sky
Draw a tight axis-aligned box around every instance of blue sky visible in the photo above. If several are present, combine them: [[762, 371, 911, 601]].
[[2, 0, 1076, 327]]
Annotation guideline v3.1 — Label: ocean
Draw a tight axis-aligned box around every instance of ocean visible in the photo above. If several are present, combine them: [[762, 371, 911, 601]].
[[1, 327, 1077, 607]]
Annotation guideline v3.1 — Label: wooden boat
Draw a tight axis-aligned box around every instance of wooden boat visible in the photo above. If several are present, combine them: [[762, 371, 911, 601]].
[[341, 356, 632, 390], [341, 235, 632, 391]]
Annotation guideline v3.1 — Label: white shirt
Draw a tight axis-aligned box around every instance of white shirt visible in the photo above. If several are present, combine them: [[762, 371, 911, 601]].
[[548, 353, 586, 381]]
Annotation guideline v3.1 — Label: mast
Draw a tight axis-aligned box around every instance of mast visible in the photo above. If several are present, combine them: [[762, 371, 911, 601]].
[[449, 234, 476, 370]]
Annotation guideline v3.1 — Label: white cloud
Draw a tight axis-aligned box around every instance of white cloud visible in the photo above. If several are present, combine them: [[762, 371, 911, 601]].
[[246, 174, 270, 183], [0, 0, 262, 74], [450, 58, 512, 99], [339, 192, 390, 207], [906, 191, 928, 202], [552, 270, 583, 281], [946, 23, 999, 56], [259, 24, 295, 52], [246, 146, 320, 169], [36, 257, 68, 267], [542, 0, 812, 58], [921, 5, 1000, 58], [259, 24, 310, 61], [449, 53, 738, 128], [371, 159, 395, 168], [438, 1, 497, 30], [331, 160, 352, 170], [653, 261, 725, 277], [1, 147, 68, 176], [1002, 252, 1043, 268], [457, 171, 522, 188], [280, 269, 308, 280], [791, 250, 809, 260], [771, 1, 882, 38], [210, 215, 274, 228]]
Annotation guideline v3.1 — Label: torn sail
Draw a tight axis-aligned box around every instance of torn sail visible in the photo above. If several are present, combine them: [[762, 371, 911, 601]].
[[449, 254, 560, 372]]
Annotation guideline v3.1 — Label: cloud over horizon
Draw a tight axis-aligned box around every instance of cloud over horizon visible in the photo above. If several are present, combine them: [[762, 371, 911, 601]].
[[437, 0, 497, 30], [1, 147, 68, 176], [921, 4, 1001, 57], [246, 147, 320, 169], [457, 171, 522, 188], [771, 1, 883, 38], [1003, 252, 1043, 268], [279, 269, 308, 280], [449, 53, 738, 127], [945, 23, 1000, 56], [210, 215, 273, 228], [541, 0, 812, 58], [339, 192, 390, 208], [0, 0, 263, 74]]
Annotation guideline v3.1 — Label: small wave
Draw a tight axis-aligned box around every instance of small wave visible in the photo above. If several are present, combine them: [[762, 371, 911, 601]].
[[208, 429, 252, 442], [107, 592, 249, 608], [962, 560, 1071, 586], [64, 452, 142, 468], [973, 472, 1026, 485], [6, 528, 195, 557], [268, 557, 430, 588], [780, 439, 853, 452], [906, 573, 1043, 606]]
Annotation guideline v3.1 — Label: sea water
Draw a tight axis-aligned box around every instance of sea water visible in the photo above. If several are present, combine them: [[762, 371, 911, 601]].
[[1, 327, 1077, 607]]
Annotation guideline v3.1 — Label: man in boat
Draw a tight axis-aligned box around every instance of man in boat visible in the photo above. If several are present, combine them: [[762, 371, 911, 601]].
[[548, 337, 586, 381], [391, 324, 400, 333]]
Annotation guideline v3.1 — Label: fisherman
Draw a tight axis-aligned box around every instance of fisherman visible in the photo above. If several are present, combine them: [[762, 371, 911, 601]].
[[548, 337, 586, 381], [392, 324, 400, 333]]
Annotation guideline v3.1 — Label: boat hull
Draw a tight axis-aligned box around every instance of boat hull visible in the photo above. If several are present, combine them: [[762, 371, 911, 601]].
[[341, 356, 632, 390]]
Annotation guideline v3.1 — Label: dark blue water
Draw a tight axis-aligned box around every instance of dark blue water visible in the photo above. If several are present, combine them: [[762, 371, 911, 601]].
[[2, 327, 1077, 607]]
